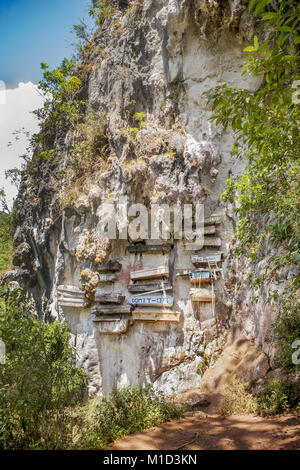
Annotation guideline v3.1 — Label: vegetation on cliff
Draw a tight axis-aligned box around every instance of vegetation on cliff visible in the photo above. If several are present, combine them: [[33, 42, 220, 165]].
[[207, 0, 300, 296]]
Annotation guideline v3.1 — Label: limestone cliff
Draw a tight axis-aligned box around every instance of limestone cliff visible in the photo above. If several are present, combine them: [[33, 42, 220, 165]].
[[8, 0, 274, 396]]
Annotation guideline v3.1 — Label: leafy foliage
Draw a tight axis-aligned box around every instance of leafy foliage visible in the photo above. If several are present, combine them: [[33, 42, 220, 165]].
[[0, 212, 12, 276], [273, 295, 300, 371], [78, 386, 184, 449], [257, 378, 299, 416], [0, 288, 87, 449], [35, 59, 84, 131], [206, 0, 300, 293]]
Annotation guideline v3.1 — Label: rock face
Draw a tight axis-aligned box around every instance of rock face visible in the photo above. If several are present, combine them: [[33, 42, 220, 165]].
[[11, 1, 272, 396]]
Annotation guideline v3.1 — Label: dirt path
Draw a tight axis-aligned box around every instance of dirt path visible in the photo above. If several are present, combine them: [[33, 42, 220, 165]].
[[110, 337, 299, 450], [109, 411, 300, 450]]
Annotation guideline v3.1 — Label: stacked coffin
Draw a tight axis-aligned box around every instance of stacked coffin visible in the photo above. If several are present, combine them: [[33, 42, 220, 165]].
[[57, 285, 86, 308], [93, 260, 132, 334], [128, 249, 180, 322]]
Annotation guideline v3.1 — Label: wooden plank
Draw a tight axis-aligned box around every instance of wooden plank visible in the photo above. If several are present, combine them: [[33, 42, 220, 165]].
[[57, 285, 85, 296], [190, 288, 215, 302], [97, 260, 122, 272], [95, 293, 125, 304], [127, 244, 171, 254], [176, 269, 190, 277], [204, 215, 222, 225], [132, 312, 180, 322], [130, 266, 169, 280], [189, 271, 211, 284], [130, 295, 173, 307], [204, 225, 216, 235], [93, 319, 130, 334], [128, 281, 171, 293], [98, 273, 117, 282], [203, 237, 221, 247], [58, 299, 86, 308], [92, 305, 132, 315], [192, 252, 222, 264]]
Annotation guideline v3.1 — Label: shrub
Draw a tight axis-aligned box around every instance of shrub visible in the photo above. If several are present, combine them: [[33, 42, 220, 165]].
[[219, 377, 258, 417], [257, 379, 299, 416], [0, 288, 87, 449], [77, 386, 184, 449], [273, 296, 300, 371]]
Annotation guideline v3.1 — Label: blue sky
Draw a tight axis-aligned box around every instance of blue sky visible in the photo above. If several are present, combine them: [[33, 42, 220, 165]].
[[0, 0, 92, 87]]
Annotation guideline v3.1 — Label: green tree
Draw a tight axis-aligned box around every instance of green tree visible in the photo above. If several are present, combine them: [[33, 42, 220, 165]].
[[0, 288, 87, 449], [206, 0, 300, 295]]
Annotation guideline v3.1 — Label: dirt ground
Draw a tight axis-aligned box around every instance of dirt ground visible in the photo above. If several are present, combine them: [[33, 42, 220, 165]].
[[110, 411, 300, 450], [109, 337, 300, 450]]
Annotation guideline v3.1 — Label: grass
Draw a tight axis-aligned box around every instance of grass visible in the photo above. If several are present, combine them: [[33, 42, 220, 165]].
[[220, 376, 300, 418]]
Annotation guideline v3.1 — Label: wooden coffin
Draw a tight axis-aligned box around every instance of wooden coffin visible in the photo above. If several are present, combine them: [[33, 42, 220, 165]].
[[97, 260, 122, 272], [127, 244, 171, 254], [130, 266, 169, 281], [130, 295, 173, 307], [92, 305, 132, 316], [203, 237, 221, 248], [95, 293, 125, 304], [189, 271, 211, 284], [176, 269, 190, 277], [128, 281, 171, 293], [98, 273, 117, 283], [57, 285, 86, 308], [190, 288, 215, 302], [204, 215, 222, 225], [192, 252, 222, 264], [204, 225, 216, 235], [93, 318, 130, 334], [58, 300, 86, 308], [132, 311, 180, 322]]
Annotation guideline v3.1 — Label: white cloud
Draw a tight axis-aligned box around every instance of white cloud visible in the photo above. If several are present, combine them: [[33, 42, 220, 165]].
[[0, 82, 44, 208]]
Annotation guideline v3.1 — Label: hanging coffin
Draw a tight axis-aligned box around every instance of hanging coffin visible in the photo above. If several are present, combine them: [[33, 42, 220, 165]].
[[192, 252, 222, 264], [98, 273, 117, 283], [190, 288, 215, 302], [130, 295, 173, 307], [93, 318, 130, 334], [95, 292, 125, 304], [203, 237, 222, 248], [130, 266, 169, 280], [189, 271, 211, 284], [57, 285, 86, 308], [204, 215, 222, 225], [127, 244, 171, 254], [92, 305, 132, 315], [132, 311, 180, 322], [97, 260, 122, 272], [128, 281, 171, 293]]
